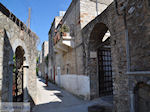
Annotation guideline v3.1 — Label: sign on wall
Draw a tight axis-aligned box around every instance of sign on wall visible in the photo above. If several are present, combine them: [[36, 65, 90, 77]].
[[90, 51, 97, 58]]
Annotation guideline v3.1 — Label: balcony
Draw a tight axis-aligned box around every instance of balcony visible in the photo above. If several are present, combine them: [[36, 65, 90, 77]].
[[54, 32, 74, 53]]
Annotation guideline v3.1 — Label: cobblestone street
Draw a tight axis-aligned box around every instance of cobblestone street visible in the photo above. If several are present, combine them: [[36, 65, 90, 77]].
[[32, 78, 112, 112]]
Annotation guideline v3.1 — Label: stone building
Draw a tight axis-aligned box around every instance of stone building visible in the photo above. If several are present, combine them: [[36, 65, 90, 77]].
[[48, 14, 63, 82], [49, 0, 150, 112], [48, 0, 113, 100], [82, 0, 150, 112], [41, 41, 49, 78], [0, 3, 38, 103]]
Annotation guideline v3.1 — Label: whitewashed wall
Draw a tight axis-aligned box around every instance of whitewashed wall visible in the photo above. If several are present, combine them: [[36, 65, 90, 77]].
[[56, 74, 90, 100]]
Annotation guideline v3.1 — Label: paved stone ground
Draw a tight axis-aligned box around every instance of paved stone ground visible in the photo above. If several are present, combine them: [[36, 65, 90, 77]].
[[32, 77, 112, 112]]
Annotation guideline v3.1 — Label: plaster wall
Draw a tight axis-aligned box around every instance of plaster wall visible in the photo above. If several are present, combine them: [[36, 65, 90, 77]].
[[55, 74, 90, 99]]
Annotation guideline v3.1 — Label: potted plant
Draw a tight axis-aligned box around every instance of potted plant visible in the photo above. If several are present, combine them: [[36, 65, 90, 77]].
[[60, 24, 69, 36]]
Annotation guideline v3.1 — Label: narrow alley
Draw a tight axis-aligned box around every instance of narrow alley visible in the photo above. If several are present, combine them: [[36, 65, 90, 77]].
[[1, 0, 150, 112], [32, 78, 112, 112]]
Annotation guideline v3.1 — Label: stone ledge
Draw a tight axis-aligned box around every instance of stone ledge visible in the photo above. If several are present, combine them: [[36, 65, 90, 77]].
[[127, 71, 150, 77]]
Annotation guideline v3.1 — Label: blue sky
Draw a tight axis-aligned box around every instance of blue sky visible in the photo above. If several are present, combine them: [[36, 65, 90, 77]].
[[0, 0, 72, 50]]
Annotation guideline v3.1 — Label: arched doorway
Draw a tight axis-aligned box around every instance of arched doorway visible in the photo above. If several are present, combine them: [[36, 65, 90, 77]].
[[13, 46, 25, 102], [89, 23, 113, 98]]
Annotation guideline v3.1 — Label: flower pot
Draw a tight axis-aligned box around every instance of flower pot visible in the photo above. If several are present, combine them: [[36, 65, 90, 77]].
[[62, 32, 67, 36]]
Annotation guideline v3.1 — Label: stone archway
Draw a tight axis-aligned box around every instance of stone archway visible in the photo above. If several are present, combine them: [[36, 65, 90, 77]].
[[12, 45, 29, 102], [13, 46, 25, 102], [87, 22, 113, 99], [11, 39, 30, 102]]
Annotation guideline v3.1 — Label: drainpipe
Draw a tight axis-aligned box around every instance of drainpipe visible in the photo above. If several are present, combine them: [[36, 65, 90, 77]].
[[114, 0, 131, 72], [123, 9, 130, 72], [129, 89, 135, 112], [114, 0, 130, 72]]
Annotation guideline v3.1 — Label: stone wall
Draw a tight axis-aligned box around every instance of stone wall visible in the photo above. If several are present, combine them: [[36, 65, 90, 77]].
[[82, 2, 130, 112], [82, 0, 150, 111], [0, 8, 38, 103], [126, 1, 150, 112], [127, 0, 150, 71], [80, 0, 113, 28]]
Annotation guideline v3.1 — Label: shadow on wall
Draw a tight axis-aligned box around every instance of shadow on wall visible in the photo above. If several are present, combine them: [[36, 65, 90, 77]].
[[1, 29, 35, 111], [2, 29, 13, 102], [27, 88, 36, 111]]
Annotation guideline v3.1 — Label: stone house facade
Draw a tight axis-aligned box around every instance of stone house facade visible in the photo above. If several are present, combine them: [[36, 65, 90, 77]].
[[0, 3, 38, 103], [82, 0, 150, 112], [49, 0, 150, 112], [48, 0, 113, 100], [41, 41, 49, 78], [48, 15, 63, 82]]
